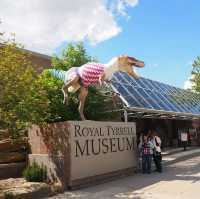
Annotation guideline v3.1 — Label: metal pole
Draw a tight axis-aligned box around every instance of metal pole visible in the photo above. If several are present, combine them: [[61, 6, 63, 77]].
[[124, 109, 128, 122]]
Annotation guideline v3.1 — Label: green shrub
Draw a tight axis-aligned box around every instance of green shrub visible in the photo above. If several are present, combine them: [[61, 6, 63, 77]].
[[0, 35, 50, 138], [4, 192, 14, 199], [23, 161, 47, 182]]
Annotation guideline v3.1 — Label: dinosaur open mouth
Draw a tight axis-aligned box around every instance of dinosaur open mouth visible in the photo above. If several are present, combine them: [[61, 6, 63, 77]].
[[128, 56, 145, 68]]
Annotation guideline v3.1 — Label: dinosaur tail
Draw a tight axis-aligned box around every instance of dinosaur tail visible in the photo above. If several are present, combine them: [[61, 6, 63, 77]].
[[45, 68, 81, 93], [47, 69, 66, 82]]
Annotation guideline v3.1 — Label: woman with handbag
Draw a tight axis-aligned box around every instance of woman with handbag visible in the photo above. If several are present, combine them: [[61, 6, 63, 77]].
[[151, 129, 162, 173]]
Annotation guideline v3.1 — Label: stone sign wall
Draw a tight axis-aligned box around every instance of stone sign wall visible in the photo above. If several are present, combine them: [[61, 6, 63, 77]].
[[28, 121, 138, 189], [69, 121, 137, 180]]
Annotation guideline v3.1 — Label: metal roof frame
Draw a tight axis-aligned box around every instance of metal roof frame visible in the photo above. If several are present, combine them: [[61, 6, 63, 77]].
[[103, 72, 200, 121]]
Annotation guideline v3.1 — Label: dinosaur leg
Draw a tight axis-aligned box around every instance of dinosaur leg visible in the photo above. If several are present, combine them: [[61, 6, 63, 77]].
[[78, 87, 88, 120], [62, 76, 80, 105], [129, 69, 140, 79]]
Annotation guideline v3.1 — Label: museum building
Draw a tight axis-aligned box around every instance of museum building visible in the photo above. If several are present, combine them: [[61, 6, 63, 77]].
[[108, 72, 200, 148]]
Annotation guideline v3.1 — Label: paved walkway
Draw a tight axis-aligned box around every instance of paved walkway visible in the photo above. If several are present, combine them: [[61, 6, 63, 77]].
[[162, 146, 198, 155], [47, 148, 200, 199], [162, 147, 200, 164]]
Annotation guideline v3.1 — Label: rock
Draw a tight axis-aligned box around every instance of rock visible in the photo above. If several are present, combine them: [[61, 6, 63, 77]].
[[0, 129, 9, 140], [0, 163, 26, 179], [0, 138, 27, 153], [51, 182, 64, 193], [0, 178, 25, 191], [0, 193, 5, 199], [0, 152, 26, 164], [0, 178, 53, 199]]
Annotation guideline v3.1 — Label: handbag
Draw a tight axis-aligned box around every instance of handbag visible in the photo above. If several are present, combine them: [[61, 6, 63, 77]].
[[155, 137, 160, 147]]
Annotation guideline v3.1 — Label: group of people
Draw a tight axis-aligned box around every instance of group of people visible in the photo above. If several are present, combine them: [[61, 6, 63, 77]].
[[138, 129, 162, 174]]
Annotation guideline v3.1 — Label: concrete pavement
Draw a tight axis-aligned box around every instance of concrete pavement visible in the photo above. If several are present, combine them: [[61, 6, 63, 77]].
[[47, 148, 200, 199], [162, 147, 200, 165]]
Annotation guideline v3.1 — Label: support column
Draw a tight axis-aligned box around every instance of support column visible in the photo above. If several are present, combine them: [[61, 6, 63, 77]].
[[124, 109, 128, 122]]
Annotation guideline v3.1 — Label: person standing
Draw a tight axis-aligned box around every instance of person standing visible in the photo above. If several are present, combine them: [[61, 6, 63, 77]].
[[180, 131, 188, 151], [137, 132, 145, 171], [139, 135, 154, 174], [151, 129, 162, 173]]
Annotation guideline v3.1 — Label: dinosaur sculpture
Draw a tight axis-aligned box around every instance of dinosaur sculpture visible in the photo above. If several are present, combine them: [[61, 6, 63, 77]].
[[48, 55, 145, 120]]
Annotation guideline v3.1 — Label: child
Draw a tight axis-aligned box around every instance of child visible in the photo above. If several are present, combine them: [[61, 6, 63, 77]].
[[139, 135, 155, 174]]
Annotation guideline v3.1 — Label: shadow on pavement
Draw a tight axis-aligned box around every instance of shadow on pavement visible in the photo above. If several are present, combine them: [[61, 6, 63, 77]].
[[47, 155, 200, 199]]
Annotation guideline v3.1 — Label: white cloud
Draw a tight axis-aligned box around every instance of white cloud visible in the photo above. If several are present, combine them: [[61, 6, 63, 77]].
[[184, 80, 193, 89], [184, 75, 194, 90], [0, 0, 139, 54], [117, 0, 138, 15], [109, 0, 138, 18]]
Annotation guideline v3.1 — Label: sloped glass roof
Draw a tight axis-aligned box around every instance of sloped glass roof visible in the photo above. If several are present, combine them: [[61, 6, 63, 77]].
[[111, 72, 200, 119]]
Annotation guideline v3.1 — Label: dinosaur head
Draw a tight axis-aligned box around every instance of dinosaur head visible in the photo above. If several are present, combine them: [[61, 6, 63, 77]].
[[117, 55, 145, 79]]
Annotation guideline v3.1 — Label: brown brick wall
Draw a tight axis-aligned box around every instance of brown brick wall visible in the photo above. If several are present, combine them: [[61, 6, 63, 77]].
[[29, 53, 51, 73], [0, 44, 52, 74]]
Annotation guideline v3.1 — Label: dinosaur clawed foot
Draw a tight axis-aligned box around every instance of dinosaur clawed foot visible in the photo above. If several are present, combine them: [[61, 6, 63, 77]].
[[79, 113, 86, 120]]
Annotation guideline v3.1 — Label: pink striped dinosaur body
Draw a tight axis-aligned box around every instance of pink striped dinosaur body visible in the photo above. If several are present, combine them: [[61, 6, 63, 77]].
[[61, 55, 145, 120], [78, 62, 105, 87]]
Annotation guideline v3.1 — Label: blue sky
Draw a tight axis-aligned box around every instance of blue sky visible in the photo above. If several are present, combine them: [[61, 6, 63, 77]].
[[1, 0, 199, 89], [88, 0, 200, 88], [57, 0, 200, 88]]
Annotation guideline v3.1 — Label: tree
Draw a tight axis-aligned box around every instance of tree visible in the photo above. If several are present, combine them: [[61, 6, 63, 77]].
[[40, 42, 118, 121], [0, 35, 50, 137], [51, 42, 95, 70], [191, 56, 200, 93]]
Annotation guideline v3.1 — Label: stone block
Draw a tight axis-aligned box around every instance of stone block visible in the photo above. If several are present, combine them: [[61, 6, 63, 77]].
[[0, 152, 26, 164], [0, 178, 53, 199], [0, 138, 27, 153], [0, 163, 26, 179]]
